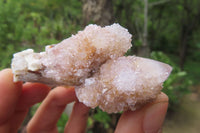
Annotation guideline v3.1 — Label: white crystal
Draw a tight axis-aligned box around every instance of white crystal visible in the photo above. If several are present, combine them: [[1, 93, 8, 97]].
[[11, 23, 172, 113], [75, 56, 172, 113], [11, 23, 132, 86]]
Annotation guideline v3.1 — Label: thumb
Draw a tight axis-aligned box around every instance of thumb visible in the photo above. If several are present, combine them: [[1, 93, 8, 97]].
[[115, 92, 168, 133]]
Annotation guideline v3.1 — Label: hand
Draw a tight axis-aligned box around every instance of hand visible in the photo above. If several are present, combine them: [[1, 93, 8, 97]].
[[0, 69, 89, 133], [115, 92, 168, 133], [0, 69, 168, 133]]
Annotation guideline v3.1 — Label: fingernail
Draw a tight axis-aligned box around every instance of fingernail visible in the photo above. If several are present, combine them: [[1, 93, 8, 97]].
[[143, 102, 168, 133]]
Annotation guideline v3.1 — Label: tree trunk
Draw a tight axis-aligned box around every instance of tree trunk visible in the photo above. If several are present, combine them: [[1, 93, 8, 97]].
[[179, 0, 200, 70], [138, 0, 150, 57], [179, 26, 188, 70], [82, 0, 114, 26]]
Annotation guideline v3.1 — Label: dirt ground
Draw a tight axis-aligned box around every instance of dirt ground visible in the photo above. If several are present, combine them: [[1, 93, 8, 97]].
[[163, 89, 200, 133]]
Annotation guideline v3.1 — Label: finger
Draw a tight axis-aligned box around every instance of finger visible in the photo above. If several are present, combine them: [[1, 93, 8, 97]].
[[143, 93, 169, 133], [16, 83, 51, 110], [0, 69, 22, 125], [64, 102, 89, 133], [115, 92, 168, 133], [10, 83, 50, 132], [27, 86, 76, 133]]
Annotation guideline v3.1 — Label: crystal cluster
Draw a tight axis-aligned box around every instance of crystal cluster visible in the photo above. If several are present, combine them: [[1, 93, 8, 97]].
[[12, 24, 132, 86], [75, 56, 172, 113], [11, 23, 172, 113]]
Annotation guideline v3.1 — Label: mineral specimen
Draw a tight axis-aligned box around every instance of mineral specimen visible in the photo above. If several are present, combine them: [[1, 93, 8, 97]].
[[11, 23, 172, 113], [11, 23, 132, 86], [75, 56, 172, 113]]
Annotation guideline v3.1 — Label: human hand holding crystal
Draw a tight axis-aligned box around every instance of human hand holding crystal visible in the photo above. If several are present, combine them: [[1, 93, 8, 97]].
[[0, 69, 168, 133]]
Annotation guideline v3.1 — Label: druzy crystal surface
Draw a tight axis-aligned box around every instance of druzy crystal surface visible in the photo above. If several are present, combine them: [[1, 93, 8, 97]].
[[75, 56, 172, 113], [11, 23, 172, 113], [12, 24, 132, 86]]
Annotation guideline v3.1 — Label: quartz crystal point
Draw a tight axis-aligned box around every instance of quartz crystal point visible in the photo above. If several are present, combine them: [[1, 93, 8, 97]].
[[75, 56, 172, 113], [11, 23, 132, 86]]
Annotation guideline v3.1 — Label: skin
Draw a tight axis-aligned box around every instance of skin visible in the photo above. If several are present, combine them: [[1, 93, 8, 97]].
[[0, 69, 168, 133]]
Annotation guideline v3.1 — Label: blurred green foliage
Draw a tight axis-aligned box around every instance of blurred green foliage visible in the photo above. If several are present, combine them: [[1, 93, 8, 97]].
[[57, 113, 69, 133], [0, 0, 200, 132], [150, 51, 191, 110], [93, 108, 111, 129], [0, 0, 82, 69]]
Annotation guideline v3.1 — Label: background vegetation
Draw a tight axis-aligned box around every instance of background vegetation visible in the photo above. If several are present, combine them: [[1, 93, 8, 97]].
[[0, 0, 200, 132]]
